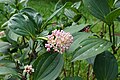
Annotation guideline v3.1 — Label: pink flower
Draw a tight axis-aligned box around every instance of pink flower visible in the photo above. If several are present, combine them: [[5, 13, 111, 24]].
[[47, 48, 50, 52], [23, 65, 34, 74], [45, 29, 73, 54]]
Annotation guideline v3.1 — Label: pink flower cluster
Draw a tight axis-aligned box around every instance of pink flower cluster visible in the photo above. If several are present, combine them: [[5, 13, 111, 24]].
[[23, 65, 34, 74], [45, 29, 73, 54]]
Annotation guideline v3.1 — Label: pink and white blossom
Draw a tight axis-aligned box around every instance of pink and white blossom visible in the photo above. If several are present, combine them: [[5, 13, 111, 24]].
[[45, 29, 73, 54], [23, 65, 34, 74]]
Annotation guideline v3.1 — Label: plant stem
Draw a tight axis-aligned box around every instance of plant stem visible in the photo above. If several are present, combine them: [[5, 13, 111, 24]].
[[76, 61, 81, 76], [108, 25, 112, 42], [87, 64, 91, 80], [23, 36, 26, 45], [112, 24, 116, 54], [22, 73, 27, 80], [71, 62, 74, 77], [92, 72, 95, 80], [108, 24, 117, 54], [63, 67, 67, 77], [32, 40, 37, 58], [100, 22, 104, 38], [28, 40, 37, 65]]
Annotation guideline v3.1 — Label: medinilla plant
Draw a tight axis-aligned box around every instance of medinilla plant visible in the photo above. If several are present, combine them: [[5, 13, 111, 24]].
[[0, 0, 89, 80], [0, 0, 119, 80]]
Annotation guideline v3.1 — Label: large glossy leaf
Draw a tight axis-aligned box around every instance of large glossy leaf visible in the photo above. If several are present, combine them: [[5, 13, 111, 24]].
[[64, 24, 86, 34], [0, 60, 16, 68], [21, 8, 36, 17], [6, 30, 20, 46], [7, 30, 19, 42], [106, 7, 120, 24], [33, 52, 64, 80], [72, 38, 112, 62], [8, 13, 35, 37], [83, 0, 110, 22], [0, 42, 11, 53], [21, 8, 42, 31], [0, 67, 17, 76], [67, 32, 92, 54], [63, 76, 83, 80], [93, 51, 118, 80]]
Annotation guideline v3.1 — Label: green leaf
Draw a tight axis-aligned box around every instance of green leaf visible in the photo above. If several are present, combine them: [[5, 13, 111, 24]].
[[73, 13, 82, 22], [86, 56, 96, 65], [8, 13, 35, 37], [33, 52, 64, 80], [20, 48, 29, 63], [107, 0, 115, 8], [115, 35, 120, 47], [83, 0, 110, 22], [0, 42, 11, 53], [106, 7, 120, 24], [0, 67, 17, 76], [54, 0, 63, 11], [21, 8, 42, 31], [0, 56, 6, 60], [45, 2, 72, 24], [93, 51, 118, 80], [7, 30, 20, 42], [71, 1, 81, 9], [72, 38, 112, 62], [64, 24, 86, 34], [0, 0, 15, 4], [6, 30, 20, 46], [63, 76, 83, 80], [19, 0, 28, 8], [0, 60, 16, 68], [115, 0, 120, 8], [67, 32, 92, 54], [64, 8, 76, 19], [21, 8, 36, 17], [64, 8, 82, 22]]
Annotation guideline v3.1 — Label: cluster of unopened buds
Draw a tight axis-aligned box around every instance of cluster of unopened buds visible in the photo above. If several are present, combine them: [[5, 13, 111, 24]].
[[45, 29, 73, 54], [23, 65, 34, 74]]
